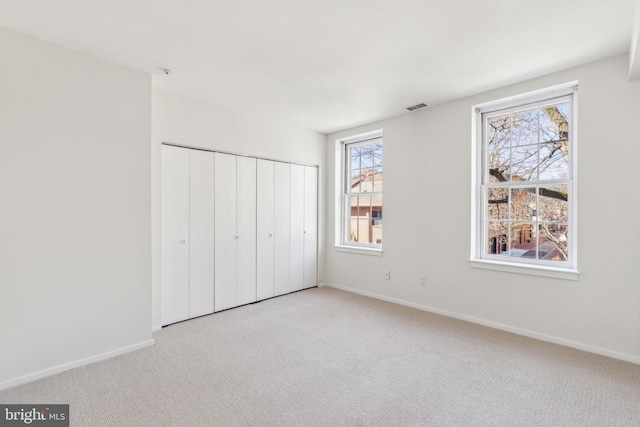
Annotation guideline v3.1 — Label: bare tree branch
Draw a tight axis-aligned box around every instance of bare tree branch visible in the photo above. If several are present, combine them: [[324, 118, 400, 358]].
[[539, 224, 568, 261]]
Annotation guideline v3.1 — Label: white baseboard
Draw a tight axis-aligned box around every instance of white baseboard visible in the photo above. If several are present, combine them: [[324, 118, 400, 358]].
[[0, 339, 155, 391], [152, 325, 162, 332], [321, 282, 640, 366]]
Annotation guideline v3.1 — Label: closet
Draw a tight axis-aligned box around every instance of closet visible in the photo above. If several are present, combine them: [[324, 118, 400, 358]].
[[161, 144, 318, 325]]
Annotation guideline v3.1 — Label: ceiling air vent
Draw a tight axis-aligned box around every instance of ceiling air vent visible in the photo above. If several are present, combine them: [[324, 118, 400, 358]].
[[406, 103, 429, 112]]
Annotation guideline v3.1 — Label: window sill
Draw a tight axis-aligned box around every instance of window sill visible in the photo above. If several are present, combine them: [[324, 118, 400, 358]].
[[469, 259, 579, 281], [335, 245, 383, 256]]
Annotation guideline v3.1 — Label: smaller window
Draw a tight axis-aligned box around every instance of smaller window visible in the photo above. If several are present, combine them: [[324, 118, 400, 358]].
[[338, 131, 383, 251]]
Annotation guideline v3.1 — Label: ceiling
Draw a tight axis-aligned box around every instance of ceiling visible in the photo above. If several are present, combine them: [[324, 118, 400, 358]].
[[1, 0, 638, 133]]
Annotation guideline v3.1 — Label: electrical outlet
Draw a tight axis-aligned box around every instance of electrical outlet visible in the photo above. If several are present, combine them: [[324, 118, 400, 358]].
[[420, 276, 427, 286], [384, 270, 391, 280]]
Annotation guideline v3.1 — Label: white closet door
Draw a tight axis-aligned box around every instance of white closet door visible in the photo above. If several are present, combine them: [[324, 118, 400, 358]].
[[256, 159, 275, 301], [236, 156, 257, 306], [161, 145, 190, 325], [189, 150, 215, 317], [214, 153, 237, 311], [289, 164, 305, 292], [274, 162, 291, 296], [303, 166, 318, 289]]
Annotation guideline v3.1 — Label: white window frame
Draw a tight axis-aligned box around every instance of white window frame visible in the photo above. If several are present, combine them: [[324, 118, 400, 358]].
[[470, 83, 579, 280], [334, 129, 383, 256]]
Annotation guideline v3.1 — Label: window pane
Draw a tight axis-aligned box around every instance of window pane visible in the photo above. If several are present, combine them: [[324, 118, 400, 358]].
[[511, 145, 538, 181], [372, 204, 382, 245], [538, 223, 568, 262], [487, 149, 510, 182], [350, 147, 361, 170], [510, 188, 536, 221], [538, 185, 568, 223], [540, 103, 569, 143], [349, 170, 361, 193], [486, 222, 509, 256], [487, 114, 510, 151], [511, 109, 538, 146], [349, 195, 371, 243], [538, 143, 569, 180], [361, 169, 374, 193], [347, 195, 359, 242], [361, 145, 374, 168], [372, 169, 382, 192], [358, 195, 372, 215], [373, 145, 383, 190], [374, 147, 383, 168], [510, 223, 536, 258], [487, 187, 509, 220]]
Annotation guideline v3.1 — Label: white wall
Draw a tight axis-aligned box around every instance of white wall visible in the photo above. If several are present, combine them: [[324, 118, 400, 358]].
[[0, 29, 152, 388], [325, 54, 640, 363], [151, 90, 326, 329]]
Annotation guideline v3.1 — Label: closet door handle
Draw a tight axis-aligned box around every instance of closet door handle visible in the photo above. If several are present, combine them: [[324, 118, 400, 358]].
[[181, 239, 188, 244], [269, 233, 273, 237], [235, 235, 239, 239]]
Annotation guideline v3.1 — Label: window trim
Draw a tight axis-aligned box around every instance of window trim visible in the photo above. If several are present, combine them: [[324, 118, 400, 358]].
[[470, 82, 579, 280], [335, 129, 383, 254]]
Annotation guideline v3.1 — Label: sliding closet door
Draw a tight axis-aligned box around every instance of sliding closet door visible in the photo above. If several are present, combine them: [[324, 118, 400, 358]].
[[236, 156, 257, 306], [189, 149, 215, 317], [274, 162, 291, 296], [290, 163, 305, 292], [161, 145, 190, 325], [303, 166, 318, 289], [257, 159, 275, 301], [214, 153, 237, 311]]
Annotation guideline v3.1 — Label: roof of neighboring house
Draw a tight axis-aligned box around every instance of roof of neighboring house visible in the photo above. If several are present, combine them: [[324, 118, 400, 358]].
[[350, 169, 382, 207], [351, 169, 382, 192]]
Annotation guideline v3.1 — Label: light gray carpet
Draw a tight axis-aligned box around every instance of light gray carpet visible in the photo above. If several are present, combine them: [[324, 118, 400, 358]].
[[1, 286, 639, 426]]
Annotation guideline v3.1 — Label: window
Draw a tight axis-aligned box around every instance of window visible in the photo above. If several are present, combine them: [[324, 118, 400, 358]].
[[471, 84, 578, 279], [337, 131, 383, 253]]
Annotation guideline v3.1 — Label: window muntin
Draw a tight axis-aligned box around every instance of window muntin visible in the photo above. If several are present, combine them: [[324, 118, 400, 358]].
[[480, 94, 574, 267], [343, 137, 383, 248]]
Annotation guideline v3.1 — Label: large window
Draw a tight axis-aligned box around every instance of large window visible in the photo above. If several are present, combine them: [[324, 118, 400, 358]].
[[341, 133, 383, 250], [472, 85, 577, 279]]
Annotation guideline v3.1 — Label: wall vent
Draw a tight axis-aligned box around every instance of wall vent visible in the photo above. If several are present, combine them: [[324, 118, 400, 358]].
[[406, 103, 429, 111]]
